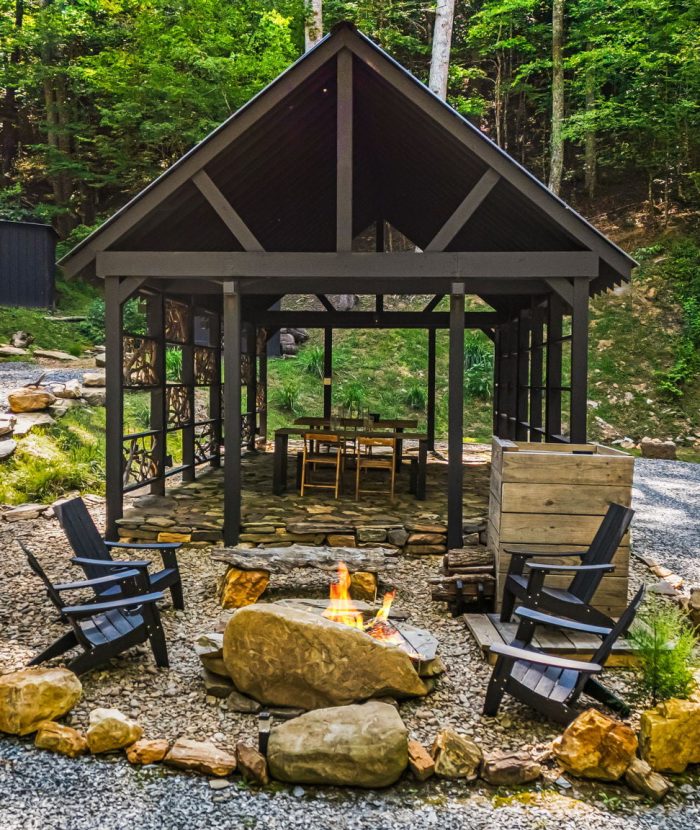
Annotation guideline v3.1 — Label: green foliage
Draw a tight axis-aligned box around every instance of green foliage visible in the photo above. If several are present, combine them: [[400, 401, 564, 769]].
[[339, 381, 366, 412], [299, 344, 325, 379], [0, 306, 89, 354], [404, 380, 427, 410], [165, 348, 183, 383], [629, 597, 698, 706], [464, 332, 494, 400], [271, 379, 301, 413], [79, 296, 146, 344], [0, 407, 105, 504]]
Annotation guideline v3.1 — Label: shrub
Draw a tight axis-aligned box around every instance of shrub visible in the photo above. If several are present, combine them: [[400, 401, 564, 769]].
[[271, 380, 300, 413], [299, 344, 325, 379], [165, 348, 183, 382], [464, 332, 494, 400], [79, 296, 147, 345], [629, 596, 698, 705], [339, 381, 366, 412], [404, 380, 426, 410]]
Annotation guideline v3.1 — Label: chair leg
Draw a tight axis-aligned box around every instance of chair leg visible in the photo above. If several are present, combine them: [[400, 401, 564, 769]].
[[483, 659, 508, 716], [143, 605, 170, 668], [500, 582, 517, 622], [300, 452, 307, 496], [67, 648, 103, 676], [583, 677, 631, 716], [28, 630, 78, 666], [169, 578, 185, 611], [355, 459, 361, 500]]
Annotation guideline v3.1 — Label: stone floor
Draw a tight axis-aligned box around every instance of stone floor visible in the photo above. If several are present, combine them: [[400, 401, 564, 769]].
[[117, 442, 493, 554]]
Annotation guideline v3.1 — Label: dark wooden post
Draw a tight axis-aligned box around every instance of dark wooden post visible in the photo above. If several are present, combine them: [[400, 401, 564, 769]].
[[447, 283, 465, 550], [427, 328, 436, 449], [223, 281, 241, 546], [570, 278, 589, 443], [492, 327, 502, 436], [147, 292, 166, 493], [246, 323, 257, 451], [258, 332, 268, 446], [210, 308, 222, 468], [529, 302, 544, 442], [182, 295, 196, 481], [515, 309, 530, 440], [104, 276, 124, 538], [323, 327, 333, 418], [546, 293, 563, 441]]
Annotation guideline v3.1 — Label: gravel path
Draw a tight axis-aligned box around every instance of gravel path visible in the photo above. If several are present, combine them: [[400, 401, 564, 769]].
[[0, 459, 698, 828]]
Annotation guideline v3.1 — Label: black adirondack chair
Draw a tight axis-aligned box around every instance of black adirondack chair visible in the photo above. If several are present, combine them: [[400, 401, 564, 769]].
[[28, 564, 169, 676], [500, 502, 634, 628], [54, 496, 184, 610], [483, 586, 644, 725]]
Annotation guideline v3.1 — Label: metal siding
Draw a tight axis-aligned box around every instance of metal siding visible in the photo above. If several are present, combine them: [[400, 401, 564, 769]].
[[0, 221, 56, 307]]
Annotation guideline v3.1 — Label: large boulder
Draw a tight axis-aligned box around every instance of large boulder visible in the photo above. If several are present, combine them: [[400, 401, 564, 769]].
[[86, 708, 143, 753], [552, 709, 637, 781], [0, 667, 82, 735], [7, 388, 56, 413], [267, 700, 408, 788], [223, 604, 427, 710], [639, 698, 700, 773]]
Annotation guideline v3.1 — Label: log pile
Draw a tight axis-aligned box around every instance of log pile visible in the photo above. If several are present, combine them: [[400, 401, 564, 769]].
[[429, 547, 496, 616]]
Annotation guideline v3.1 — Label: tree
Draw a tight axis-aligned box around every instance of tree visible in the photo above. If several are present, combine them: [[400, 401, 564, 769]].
[[548, 0, 565, 194], [429, 0, 456, 100], [305, 0, 323, 51]]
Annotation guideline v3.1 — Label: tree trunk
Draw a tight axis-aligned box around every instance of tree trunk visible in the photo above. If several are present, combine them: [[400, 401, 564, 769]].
[[304, 0, 323, 52], [1, 0, 24, 179], [584, 44, 596, 198], [429, 0, 456, 101], [548, 0, 565, 195]]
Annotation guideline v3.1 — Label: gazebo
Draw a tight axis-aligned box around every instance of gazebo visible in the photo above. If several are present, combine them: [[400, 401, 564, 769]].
[[59, 22, 635, 549]]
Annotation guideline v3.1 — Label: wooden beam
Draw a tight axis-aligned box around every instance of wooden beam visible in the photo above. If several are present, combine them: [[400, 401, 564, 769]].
[[545, 277, 574, 307], [323, 328, 333, 418], [97, 251, 599, 279], [192, 170, 264, 251], [426, 169, 500, 251], [336, 49, 353, 252], [104, 277, 124, 537], [223, 282, 242, 545], [448, 284, 465, 549], [427, 328, 436, 450], [570, 278, 589, 443], [423, 294, 444, 312], [237, 278, 549, 295], [316, 294, 335, 311], [545, 293, 563, 440], [247, 310, 502, 329]]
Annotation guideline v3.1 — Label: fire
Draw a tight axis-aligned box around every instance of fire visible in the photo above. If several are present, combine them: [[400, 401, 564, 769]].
[[323, 563, 402, 647]]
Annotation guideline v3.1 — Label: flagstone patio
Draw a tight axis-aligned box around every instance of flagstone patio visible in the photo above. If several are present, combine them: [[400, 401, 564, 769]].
[[116, 443, 493, 553]]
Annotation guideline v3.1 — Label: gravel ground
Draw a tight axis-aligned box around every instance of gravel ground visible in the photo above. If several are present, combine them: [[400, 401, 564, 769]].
[[0, 458, 698, 829], [0, 361, 87, 406]]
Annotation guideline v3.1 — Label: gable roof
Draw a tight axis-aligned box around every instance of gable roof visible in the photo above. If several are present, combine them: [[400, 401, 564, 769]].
[[59, 22, 636, 293]]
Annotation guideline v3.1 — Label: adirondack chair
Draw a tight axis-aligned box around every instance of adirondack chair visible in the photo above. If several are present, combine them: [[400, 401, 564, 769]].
[[28, 565, 169, 676], [54, 496, 184, 610], [500, 502, 634, 628], [483, 586, 644, 725]]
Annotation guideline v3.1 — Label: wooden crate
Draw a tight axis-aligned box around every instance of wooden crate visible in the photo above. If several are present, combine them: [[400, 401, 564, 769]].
[[488, 437, 634, 618]]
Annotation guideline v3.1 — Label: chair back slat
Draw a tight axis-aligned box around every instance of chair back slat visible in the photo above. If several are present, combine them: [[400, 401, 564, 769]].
[[570, 503, 634, 602], [54, 497, 110, 579], [19, 540, 65, 610]]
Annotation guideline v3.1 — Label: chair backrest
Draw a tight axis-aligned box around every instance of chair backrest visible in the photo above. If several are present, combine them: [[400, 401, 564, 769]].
[[19, 540, 65, 611], [570, 503, 635, 602], [304, 431, 342, 450], [590, 585, 646, 667], [54, 497, 110, 577]]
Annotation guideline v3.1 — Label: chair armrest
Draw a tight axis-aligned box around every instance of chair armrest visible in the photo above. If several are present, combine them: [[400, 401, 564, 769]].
[[62, 592, 164, 618], [525, 562, 615, 574], [489, 642, 603, 673], [53, 569, 141, 592], [504, 547, 585, 558], [106, 541, 182, 551], [71, 556, 152, 570], [513, 606, 612, 637]]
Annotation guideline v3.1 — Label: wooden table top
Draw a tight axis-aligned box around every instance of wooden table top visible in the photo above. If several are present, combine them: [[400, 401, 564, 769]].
[[276, 426, 428, 441], [293, 416, 419, 429]]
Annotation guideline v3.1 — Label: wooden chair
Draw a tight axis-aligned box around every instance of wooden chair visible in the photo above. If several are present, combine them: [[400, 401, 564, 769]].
[[54, 497, 184, 610], [483, 586, 644, 724], [28, 566, 169, 676], [300, 432, 345, 498], [500, 502, 634, 628], [355, 436, 397, 500]]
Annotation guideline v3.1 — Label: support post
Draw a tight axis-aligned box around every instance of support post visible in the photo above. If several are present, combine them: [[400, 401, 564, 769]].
[[529, 302, 544, 441], [245, 323, 257, 451], [515, 309, 530, 440], [210, 309, 222, 468], [336, 49, 353, 252], [147, 292, 166, 493], [493, 327, 502, 435], [258, 332, 268, 446], [223, 282, 241, 546], [323, 327, 333, 418], [546, 293, 563, 440], [570, 278, 589, 442], [182, 295, 196, 482], [448, 283, 465, 550], [427, 328, 436, 450], [105, 276, 124, 538]]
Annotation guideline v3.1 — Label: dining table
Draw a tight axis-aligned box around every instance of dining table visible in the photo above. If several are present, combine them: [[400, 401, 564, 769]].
[[273, 426, 429, 499]]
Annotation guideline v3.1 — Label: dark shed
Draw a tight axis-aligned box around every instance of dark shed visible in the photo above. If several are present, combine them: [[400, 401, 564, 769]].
[[0, 220, 57, 308]]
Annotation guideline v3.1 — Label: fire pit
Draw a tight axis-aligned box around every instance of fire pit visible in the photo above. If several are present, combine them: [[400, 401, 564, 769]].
[[222, 563, 442, 710]]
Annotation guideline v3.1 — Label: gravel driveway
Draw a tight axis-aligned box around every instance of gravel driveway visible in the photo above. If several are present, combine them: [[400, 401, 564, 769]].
[[0, 458, 698, 829]]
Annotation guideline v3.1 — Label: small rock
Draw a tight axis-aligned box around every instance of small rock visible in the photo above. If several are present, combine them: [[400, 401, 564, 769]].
[[0, 439, 16, 460], [0, 667, 82, 735], [208, 778, 231, 790], [219, 567, 270, 609], [165, 738, 237, 777], [431, 729, 482, 780], [225, 689, 261, 714], [0, 344, 28, 356], [202, 669, 235, 699], [236, 742, 269, 785], [82, 371, 106, 388], [125, 738, 170, 765], [640, 437, 677, 460], [81, 388, 106, 406], [12, 412, 55, 436], [387, 528, 409, 547], [639, 698, 700, 773], [292, 785, 305, 798], [624, 757, 671, 801], [52, 379, 82, 400], [33, 349, 78, 361], [481, 751, 542, 786], [552, 709, 637, 781], [350, 571, 377, 602], [34, 721, 88, 758], [7, 388, 56, 413], [408, 739, 435, 781], [0, 415, 16, 437], [86, 708, 143, 754]]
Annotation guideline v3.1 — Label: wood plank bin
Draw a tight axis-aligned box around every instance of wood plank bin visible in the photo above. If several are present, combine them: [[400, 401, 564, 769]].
[[488, 437, 634, 618]]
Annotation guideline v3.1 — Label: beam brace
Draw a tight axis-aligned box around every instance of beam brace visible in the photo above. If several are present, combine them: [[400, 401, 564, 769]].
[[193, 170, 263, 251], [545, 277, 574, 307], [316, 294, 335, 311], [426, 169, 500, 251]]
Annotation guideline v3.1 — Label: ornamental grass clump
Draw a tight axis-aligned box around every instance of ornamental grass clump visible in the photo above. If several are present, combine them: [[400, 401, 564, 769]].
[[629, 596, 698, 705]]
